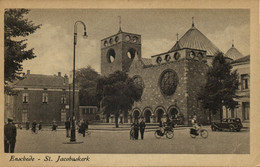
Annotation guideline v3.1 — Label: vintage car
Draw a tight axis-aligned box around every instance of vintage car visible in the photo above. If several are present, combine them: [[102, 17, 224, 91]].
[[211, 118, 243, 132]]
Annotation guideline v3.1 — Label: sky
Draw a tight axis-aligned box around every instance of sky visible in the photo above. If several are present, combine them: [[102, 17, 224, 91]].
[[21, 9, 250, 76]]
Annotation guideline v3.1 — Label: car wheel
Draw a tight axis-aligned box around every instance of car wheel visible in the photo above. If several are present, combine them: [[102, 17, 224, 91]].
[[236, 128, 241, 132], [229, 125, 235, 132], [211, 126, 216, 131]]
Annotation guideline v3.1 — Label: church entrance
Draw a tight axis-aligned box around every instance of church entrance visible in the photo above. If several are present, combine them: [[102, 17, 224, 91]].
[[133, 110, 140, 122], [157, 109, 164, 123], [169, 108, 178, 119], [144, 109, 152, 123], [106, 113, 110, 123]]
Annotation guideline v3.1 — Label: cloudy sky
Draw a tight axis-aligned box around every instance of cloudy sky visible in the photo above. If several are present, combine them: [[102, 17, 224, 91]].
[[22, 9, 250, 76]]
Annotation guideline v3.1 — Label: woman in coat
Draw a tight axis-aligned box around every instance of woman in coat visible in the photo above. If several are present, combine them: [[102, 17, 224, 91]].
[[133, 120, 139, 140]]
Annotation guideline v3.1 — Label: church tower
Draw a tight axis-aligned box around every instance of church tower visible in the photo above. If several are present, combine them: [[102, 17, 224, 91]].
[[101, 22, 141, 76]]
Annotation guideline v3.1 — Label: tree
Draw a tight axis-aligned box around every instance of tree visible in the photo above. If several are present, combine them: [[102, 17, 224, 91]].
[[97, 71, 142, 128], [4, 9, 41, 92], [198, 52, 239, 122], [75, 66, 100, 106]]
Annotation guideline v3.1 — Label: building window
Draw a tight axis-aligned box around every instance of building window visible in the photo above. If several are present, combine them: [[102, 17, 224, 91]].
[[159, 69, 178, 96], [156, 57, 162, 64], [174, 52, 180, 60], [241, 74, 249, 90], [42, 93, 48, 103], [61, 109, 66, 122], [22, 110, 28, 123], [107, 49, 116, 63], [165, 54, 171, 62], [61, 94, 66, 104], [22, 93, 29, 103]]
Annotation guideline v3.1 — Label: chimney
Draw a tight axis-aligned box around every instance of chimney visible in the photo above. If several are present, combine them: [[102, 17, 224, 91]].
[[27, 70, 30, 75], [58, 72, 61, 77]]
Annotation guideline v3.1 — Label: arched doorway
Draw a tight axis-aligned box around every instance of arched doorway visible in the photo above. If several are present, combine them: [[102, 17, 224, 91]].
[[106, 113, 110, 123], [169, 108, 178, 119], [157, 109, 164, 122], [144, 109, 152, 123], [133, 110, 140, 121]]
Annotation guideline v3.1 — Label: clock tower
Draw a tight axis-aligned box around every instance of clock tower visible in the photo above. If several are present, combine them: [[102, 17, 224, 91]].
[[101, 28, 142, 76]]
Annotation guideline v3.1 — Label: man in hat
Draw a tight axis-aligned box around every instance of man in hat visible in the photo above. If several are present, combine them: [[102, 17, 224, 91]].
[[4, 118, 17, 153]]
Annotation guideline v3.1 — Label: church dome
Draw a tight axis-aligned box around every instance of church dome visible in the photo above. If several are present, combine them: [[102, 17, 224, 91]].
[[225, 44, 244, 60], [169, 25, 221, 56]]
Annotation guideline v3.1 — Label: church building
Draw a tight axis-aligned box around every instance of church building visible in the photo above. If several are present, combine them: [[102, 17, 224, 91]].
[[100, 19, 249, 125]]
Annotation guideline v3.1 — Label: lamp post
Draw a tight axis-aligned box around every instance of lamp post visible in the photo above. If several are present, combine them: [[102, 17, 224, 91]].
[[70, 21, 87, 142]]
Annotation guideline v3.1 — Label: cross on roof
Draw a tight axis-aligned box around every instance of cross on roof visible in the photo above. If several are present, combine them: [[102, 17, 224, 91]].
[[176, 33, 179, 41]]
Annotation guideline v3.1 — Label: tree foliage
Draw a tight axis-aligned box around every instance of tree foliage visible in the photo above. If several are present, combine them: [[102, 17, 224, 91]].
[[198, 52, 239, 121], [4, 9, 41, 91], [97, 71, 142, 127], [75, 66, 100, 106]]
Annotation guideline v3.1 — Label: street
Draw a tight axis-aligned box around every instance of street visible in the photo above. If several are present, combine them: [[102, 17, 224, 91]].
[[14, 126, 249, 154]]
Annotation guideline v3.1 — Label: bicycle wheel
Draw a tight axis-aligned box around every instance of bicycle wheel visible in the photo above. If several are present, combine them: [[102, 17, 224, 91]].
[[166, 130, 174, 139], [154, 130, 162, 139], [200, 129, 208, 138]]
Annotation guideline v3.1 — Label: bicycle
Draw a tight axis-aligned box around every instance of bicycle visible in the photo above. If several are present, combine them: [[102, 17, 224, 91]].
[[86, 129, 91, 136], [154, 126, 174, 139], [190, 125, 208, 139]]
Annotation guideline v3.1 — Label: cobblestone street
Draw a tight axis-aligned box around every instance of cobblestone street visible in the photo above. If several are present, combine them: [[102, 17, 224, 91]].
[[14, 126, 249, 154]]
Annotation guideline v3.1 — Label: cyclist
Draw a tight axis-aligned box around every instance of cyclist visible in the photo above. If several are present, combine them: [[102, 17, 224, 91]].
[[191, 115, 199, 135]]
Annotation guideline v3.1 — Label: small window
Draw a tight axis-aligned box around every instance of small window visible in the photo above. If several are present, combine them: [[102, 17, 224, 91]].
[[22, 93, 29, 103], [61, 94, 66, 104], [109, 38, 113, 44], [115, 36, 119, 42], [197, 52, 203, 60], [174, 52, 180, 60], [165, 54, 171, 62], [133, 36, 138, 43], [241, 74, 249, 90], [190, 51, 196, 59], [125, 35, 130, 41], [42, 93, 48, 103], [104, 40, 108, 47], [156, 57, 162, 64]]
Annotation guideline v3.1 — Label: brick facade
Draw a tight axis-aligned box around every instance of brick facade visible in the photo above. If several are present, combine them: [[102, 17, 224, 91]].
[[6, 71, 80, 124]]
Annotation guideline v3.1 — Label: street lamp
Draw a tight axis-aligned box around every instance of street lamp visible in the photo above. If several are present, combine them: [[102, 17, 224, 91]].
[[70, 21, 88, 142]]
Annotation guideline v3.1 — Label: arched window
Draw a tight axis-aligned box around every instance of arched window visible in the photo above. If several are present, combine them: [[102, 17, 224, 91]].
[[107, 49, 116, 63], [156, 57, 162, 64]]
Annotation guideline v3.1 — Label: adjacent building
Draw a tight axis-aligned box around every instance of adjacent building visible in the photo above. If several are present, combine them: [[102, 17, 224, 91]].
[[5, 70, 80, 124]]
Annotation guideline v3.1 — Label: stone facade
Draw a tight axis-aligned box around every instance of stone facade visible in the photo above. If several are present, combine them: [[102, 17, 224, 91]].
[[100, 23, 248, 125]]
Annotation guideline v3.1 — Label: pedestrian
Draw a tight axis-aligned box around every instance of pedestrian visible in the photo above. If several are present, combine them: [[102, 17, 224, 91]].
[[52, 120, 57, 131], [39, 121, 42, 131], [4, 118, 17, 153], [81, 120, 87, 137], [65, 118, 71, 137], [139, 119, 146, 140], [26, 121, 30, 130], [133, 119, 139, 140], [32, 120, 37, 133]]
